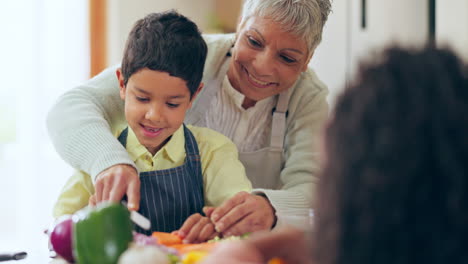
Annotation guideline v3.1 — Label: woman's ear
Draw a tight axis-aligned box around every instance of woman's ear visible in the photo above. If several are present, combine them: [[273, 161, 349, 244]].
[[189, 82, 204, 107], [116, 68, 126, 100]]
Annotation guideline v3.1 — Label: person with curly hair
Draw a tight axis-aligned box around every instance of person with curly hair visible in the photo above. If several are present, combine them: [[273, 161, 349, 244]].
[[201, 46, 468, 264], [316, 46, 468, 264]]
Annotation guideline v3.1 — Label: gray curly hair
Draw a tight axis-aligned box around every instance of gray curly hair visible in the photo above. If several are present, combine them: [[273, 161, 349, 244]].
[[239, 0, 332, 54]]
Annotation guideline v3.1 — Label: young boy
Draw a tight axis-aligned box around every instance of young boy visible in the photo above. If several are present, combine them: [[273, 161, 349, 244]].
[[53, 11, 252, 242]]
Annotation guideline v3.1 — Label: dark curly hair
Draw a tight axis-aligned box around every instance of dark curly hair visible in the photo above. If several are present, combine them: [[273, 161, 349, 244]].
[[314, 47, 468, 264], [121, 10, 207, 97]]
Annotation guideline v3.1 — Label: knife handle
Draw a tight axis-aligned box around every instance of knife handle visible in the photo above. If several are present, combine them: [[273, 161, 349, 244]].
[[0, 252, 27, 261], [0, 254, 13, 261]]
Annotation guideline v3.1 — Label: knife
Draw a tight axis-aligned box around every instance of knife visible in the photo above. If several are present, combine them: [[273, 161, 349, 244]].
[[0, 252, 27, 262], [121, 201, 151, 230]]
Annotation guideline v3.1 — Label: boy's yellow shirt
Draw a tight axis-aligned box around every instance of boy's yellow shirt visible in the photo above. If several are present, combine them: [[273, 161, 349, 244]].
[[53, 125, 252, 217]]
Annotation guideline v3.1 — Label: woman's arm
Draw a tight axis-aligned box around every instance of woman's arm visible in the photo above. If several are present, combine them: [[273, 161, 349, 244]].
[[46, 66, 132, 178], [47, 66, 142, 209], [259, 73, 329, 227]]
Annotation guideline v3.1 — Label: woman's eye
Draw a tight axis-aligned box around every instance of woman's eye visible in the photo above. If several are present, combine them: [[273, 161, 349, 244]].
[[248, 37, 261, 47], [136, 96, 149, 102], [281, 55, 296, 64], [167, 103, 180, 108]]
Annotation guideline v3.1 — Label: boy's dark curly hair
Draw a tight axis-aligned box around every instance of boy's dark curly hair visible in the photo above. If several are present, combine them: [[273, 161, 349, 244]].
[[315, 47, 468, 264], [121, 10, 207, 97]]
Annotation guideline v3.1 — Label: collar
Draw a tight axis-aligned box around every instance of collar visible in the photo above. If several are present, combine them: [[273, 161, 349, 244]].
[[126, 125, 185, 163]]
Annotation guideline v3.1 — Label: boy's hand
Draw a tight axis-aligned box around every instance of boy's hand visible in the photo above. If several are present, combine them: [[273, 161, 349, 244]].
[[175, 213, 218, 243], [203, 206, 215, 217], [90, 164, 140, 211]]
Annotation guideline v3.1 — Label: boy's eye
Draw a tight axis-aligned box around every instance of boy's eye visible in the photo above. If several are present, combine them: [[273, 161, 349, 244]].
[[167, 103, 180, 108], [136, 96, 149, 102], [247, 37, 261, 48], [280, 54, 297, 64]]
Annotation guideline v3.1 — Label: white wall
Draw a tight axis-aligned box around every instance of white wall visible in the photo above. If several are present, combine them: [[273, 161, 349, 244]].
[[309, 0, 349, 106], [436, 0, 468, 61], [107, 0, 216, 66], [312, 0, 429, 106]]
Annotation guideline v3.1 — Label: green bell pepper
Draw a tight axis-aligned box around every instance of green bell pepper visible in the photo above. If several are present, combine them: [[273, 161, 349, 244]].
[[73, 202, 133, 264]]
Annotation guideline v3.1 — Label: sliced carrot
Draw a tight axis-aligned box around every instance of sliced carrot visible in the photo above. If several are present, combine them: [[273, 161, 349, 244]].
[[171, 242, 219, 254], [152, 231, 183, 246]]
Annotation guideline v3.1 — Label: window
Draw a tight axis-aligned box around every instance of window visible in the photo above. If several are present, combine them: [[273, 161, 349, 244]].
[[0, 1, 88, 262]]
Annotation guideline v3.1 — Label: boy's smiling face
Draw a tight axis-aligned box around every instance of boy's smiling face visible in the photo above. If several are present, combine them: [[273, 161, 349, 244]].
[[117, 68, 200, 155]]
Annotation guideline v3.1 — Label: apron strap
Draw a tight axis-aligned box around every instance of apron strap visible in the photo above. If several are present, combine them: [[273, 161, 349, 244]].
[[182, 124, 199, 156], [117, 127, 129, 147], [270, 90, 290, 150]]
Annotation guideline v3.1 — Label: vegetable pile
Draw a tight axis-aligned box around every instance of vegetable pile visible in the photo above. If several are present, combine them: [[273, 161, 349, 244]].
[[49, 203, 285, 264]]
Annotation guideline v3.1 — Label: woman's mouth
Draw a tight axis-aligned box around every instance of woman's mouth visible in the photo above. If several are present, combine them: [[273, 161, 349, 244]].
[[243, 66, 276, 88], [141, 124, 164, 138]]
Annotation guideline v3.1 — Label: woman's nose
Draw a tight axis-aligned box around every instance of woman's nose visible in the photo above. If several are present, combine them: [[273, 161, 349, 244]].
[[253, 51, 275, 76]]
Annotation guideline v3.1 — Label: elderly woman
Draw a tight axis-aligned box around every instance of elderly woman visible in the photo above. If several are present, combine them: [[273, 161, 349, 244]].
[[47, 0, 332, 236]]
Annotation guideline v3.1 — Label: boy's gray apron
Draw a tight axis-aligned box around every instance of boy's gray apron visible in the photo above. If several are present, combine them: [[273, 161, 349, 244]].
[[117, 125, 204, 234], [187, 54, 289, 190]]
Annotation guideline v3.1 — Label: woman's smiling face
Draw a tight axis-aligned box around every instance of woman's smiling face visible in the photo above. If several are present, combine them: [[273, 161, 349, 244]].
[[228, 16, 311, 104]]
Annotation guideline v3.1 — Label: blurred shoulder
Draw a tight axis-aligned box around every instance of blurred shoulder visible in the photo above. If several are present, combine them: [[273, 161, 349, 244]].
[[287, 67, 329, 120], [201, 34, 235, 80], [202, 33, 235, 48], [294, 67, 328, 97], [86, 64, 121, 87]]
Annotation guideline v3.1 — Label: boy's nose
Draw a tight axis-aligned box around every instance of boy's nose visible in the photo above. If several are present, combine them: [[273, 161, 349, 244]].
[[145, 106, 162, 122]]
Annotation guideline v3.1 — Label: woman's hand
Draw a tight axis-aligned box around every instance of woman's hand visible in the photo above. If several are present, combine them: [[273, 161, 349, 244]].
[[88, 164, 140, 211], [175, 213, 218, 243], [210, 192, 276, 236]]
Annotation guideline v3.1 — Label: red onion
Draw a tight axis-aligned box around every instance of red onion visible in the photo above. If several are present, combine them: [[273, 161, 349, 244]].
[[50, 215, 74, 263]]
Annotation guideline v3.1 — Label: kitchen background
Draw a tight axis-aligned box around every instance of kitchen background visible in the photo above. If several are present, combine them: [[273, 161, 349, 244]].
[[0, 0, 466, 262]]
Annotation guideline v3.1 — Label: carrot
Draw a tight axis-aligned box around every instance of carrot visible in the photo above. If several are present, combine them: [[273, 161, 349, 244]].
[[152, 232, 183, 246], [171, 242, 219, 254]]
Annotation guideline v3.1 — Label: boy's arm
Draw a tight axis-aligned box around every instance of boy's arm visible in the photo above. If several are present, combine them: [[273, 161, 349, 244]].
[[193, 126, 276, 236], [194, 127, 252, 207], [53, 171, 95, 218], [46, 65, 135, 179]]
